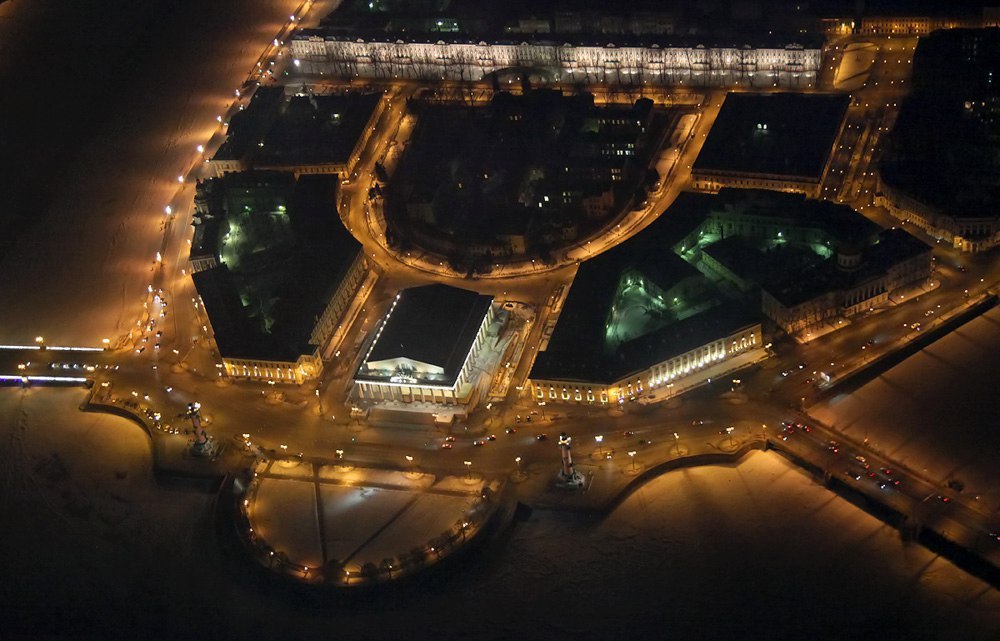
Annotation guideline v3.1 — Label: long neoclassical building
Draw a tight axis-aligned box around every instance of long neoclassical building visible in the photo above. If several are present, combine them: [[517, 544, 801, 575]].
[[290, 31, 820, 89], [528, 197, 765, 406]]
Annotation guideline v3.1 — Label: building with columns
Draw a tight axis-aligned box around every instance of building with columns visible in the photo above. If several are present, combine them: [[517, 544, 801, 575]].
[[353, 284, 497, 406], [290, 31, 820, 89]]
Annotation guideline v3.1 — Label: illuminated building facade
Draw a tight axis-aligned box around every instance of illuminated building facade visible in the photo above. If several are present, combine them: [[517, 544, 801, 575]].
[[875, 177, 1000, 253], [353, 284, 497, 406], [290, 32, 820, 89]]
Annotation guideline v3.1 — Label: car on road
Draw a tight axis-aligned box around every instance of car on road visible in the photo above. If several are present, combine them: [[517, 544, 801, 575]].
[[879, 466, 900, 482], [536, 433, 548, 441], [444, 435, 456, 442], [473, 439, 485, 447], [937, 494, 952, 503], [844, 469, 863, 481], [487, 434, 497, 441], [440, 442, 453, 450], [505, 427, 517, 434], [827, 440, 841, 453]]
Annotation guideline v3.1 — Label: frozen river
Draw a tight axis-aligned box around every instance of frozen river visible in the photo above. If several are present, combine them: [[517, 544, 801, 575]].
[[812, 303, 1000, 512], [1, 388, 997, 640]]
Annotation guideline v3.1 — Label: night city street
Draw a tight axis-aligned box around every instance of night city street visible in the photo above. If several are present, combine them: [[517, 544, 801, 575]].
[[2, 1, 1000, 640]]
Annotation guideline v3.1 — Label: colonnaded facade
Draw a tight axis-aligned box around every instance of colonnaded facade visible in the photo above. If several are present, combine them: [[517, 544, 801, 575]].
[[530, 321, 763, 406], [290, 32, 821, 88]]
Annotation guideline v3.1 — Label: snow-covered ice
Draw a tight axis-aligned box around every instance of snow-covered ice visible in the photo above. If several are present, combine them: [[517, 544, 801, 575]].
[[2, 388, 997, 639]]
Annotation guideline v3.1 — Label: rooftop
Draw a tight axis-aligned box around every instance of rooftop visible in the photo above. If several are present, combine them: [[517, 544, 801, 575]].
[[530, 191, 761, 384], [763, 227, 931, 307], [358, 284, 494, 386], [192, 172, 361, 363], [693, 92, 850, 180], [213, 88, 381, 169], [879, 28, 1000, 219], [259, 92, 382, 167]]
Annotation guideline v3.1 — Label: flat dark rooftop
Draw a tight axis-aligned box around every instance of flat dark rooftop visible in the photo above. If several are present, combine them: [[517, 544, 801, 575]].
[[259, 92, 381, 167], [530, 191, 761, 384], [193, 173, 361, 363], [214, 86, 284, 162], [693, 92, 850, 180], [763, 227, 931, 307], [192, 266, 265, 360], [213, 89, 381, 168], [712, 188, 881, 247], [532, 302, 759, 384], [361, 284, 494, 384]]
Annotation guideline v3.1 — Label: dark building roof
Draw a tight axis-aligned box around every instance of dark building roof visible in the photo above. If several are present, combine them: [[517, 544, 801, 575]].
[[192, 266, 264, 360], [212, 88, 381, 169], [693, 92, 850, 180], [530, 191, 760, 384], [213, 86, 284, 162], [702, 236, 768, 279], [258, 92, 382, 167], [762, 226, 931, 308], [360, 284, 494, 385], [531, 301, 759, 385], [879, 28, 1000, 219], [190, 217, 223, 263], [711, 188, 881, 247], [193, 173, 361, 364]]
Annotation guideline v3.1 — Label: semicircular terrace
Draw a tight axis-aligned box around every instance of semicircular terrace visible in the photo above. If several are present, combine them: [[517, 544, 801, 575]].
[[236, 456, 505, 587]]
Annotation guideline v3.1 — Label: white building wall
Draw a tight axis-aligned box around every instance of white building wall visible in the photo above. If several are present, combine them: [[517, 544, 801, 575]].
[[530, 322, 763, 404], [292, 36, 820, 88]]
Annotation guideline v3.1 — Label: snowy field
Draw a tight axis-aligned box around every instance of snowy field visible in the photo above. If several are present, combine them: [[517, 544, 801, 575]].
[[250, 467, 481, 570], [0, 0, 302, 346], [812, 304, 1000, 511], [1, 387, 998, 640]]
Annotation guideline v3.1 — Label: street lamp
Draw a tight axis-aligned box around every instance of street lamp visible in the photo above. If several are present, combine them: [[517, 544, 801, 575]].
[[725, 426, 735, 447], [463, 460, 473, 480], [595, 434, 604, 458], [336, 449, 344, 460], [627, 450, 637, 472]]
